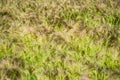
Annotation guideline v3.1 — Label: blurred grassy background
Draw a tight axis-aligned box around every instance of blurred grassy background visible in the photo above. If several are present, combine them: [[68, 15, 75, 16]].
[[0, 0, 120, 80]]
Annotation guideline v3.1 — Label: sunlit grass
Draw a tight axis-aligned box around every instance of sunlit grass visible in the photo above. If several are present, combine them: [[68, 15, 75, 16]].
[[0, 0, 120, 80]]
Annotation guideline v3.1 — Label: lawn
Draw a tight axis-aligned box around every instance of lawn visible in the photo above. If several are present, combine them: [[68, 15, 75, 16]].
[[0, 0, 120, 80]]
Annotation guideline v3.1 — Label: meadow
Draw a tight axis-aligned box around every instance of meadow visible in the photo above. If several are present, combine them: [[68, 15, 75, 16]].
[[0, 0, 120, 80]]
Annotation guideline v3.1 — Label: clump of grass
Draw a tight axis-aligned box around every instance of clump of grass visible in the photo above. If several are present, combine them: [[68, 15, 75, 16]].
[[0, 56, 23, 80]]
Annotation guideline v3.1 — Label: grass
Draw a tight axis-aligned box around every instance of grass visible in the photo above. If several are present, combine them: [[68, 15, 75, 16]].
[[0, 0, 120, 80]]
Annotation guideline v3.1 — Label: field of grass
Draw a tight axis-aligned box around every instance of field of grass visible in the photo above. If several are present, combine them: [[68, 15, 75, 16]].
[[0, 0, 120, 80]]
